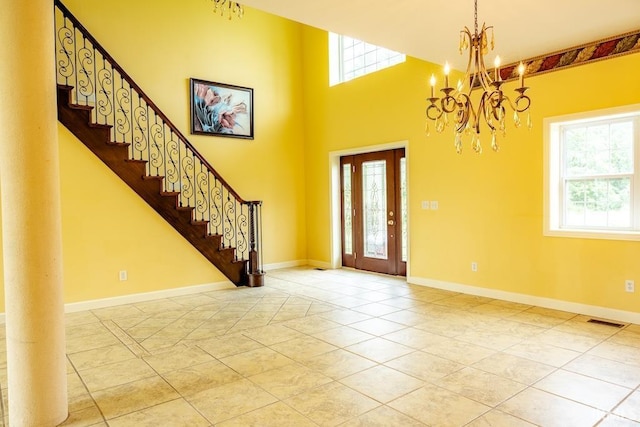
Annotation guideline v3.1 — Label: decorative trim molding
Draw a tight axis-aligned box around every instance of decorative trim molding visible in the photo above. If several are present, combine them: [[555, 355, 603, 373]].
[[408, 275, 640, 325], [499, 29, 640, 82]]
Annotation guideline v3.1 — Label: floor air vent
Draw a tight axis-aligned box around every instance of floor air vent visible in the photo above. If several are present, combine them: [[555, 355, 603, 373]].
[[587, 319, 625, 328]]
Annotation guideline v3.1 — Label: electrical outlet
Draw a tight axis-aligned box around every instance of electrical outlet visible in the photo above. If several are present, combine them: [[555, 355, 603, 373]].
[[471, 262, 478, 272], [421, 201, 430, 210], [625, 280, 635, 293], [430, 201, 439, 210], [119, 270, 128, 281]]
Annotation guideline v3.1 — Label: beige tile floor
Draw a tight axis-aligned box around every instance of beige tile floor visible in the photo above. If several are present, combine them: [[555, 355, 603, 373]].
[[2, 267, 640, 426]]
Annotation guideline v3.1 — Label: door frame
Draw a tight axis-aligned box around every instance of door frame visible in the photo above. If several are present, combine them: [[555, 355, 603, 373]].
[[328, 140, 410, 275]]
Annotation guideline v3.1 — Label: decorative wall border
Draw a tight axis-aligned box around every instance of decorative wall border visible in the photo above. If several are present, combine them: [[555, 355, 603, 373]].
[[498, 29, 640, 82]]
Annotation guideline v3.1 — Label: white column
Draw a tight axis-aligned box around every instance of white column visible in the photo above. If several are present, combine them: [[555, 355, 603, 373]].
[[0, 0, 68, 425]]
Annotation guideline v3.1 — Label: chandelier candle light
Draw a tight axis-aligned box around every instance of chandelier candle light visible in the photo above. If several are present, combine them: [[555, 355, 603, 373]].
[[425, 0, 532, 153], [212, 0, 244, 20]]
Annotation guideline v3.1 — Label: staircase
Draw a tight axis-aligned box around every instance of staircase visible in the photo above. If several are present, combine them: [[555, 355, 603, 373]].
[[54, 1, 263, 286]]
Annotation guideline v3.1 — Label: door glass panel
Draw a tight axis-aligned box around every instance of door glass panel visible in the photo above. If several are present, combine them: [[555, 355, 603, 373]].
[[400, 157, 407, 262], [362, 160, 387, 259], [342, 164, 353, 255]]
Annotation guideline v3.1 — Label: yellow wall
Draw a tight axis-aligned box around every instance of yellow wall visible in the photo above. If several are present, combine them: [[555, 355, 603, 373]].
[[301, 25, 640, 313], [0, 0, 307, 306]]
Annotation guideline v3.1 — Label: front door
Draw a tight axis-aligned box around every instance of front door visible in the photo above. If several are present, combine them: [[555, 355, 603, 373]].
[[341, 148, 406, 275]]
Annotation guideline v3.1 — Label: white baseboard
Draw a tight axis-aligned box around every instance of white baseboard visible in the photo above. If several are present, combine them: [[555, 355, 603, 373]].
[[263, 260, 308, 271], [0, 280, 235, 324], [262, 259, 333, 271], [408, 276, 640, 325], [307, 259, 333, 270], [64, 280, 235, 314]]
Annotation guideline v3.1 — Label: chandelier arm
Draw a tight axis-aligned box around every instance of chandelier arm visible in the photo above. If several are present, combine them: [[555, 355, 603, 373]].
[[454, 93, 472, 133], [513, 93, 531, 113], [496, 92, 531, 114], [460, 28, 474, 91], [441, 95, 458, 114], [476, 44, 494, 91], [477, 92, 497, 133], [426, 103, 444, 121], [487, 90, 504, 121]]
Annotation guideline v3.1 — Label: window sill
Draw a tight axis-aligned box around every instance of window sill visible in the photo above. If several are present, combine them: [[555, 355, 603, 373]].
[[544, 228, 640, 242]]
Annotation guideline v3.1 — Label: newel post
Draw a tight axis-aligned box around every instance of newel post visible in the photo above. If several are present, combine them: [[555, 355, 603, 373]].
[[247, 201, 264, 287]]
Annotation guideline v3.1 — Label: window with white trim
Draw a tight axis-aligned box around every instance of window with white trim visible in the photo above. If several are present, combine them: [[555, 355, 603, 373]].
[[545, 105, 640, 240], [329, 33, 405, 86]]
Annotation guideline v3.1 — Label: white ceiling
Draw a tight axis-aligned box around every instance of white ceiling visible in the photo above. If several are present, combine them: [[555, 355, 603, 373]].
[[239, 0, 640, 70]]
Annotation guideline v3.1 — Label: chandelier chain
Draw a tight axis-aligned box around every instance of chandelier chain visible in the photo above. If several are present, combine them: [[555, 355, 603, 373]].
[[474, 0, 478, 36]]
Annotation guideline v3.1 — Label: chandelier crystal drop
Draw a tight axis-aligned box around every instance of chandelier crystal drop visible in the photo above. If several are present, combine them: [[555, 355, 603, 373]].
[[212, 0, 244, 20], [425, 0, 532, 154]]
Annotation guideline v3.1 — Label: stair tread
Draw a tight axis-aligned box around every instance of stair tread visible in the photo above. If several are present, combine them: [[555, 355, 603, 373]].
[[106, 141, 130, 147], [69, 103, 93, 112]]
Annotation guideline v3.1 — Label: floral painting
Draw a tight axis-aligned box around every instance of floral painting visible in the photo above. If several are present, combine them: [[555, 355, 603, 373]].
[[190, 78, 253, 139]]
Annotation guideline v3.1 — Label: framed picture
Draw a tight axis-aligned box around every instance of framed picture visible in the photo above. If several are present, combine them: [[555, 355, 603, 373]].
[[190, 78, 254, 139]]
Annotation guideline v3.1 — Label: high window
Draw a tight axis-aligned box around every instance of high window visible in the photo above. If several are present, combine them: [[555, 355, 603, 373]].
[[545, 105, 640, 240], [329, 33, 405, 86]]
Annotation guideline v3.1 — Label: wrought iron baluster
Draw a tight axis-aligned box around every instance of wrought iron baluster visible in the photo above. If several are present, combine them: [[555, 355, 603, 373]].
[[177, 138, 182, 201], [146, 104, 152, 172], [162, 123, 168, 184], [210, 176, 222, 235], [77, 35, 94, 105], [111, 60, 115, 133], [96, 55, 114, 126], [166, 130, 179, 192], [56, 14, 75, 87], [206, 170, 212, 234], [235, 200, 240, 260], [73, 28, 79, 100], [92, 42, 97, 122], [196, 160, 209, 222], [129, 84, 134, 156], [221, 188, 227, 248]]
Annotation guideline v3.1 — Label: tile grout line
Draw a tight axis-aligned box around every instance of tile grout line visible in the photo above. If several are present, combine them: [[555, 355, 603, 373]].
[[101, 320, 151, 358]]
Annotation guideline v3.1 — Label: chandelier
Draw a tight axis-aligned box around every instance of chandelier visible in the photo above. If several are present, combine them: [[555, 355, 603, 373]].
[[425, 0, 531, 153], [212, 0, 244, 20]]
